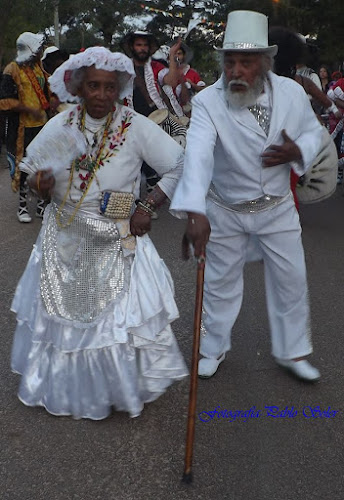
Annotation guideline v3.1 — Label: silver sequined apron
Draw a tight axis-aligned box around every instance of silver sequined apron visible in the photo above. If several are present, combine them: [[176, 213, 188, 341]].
[[40, 201, 126, 323]]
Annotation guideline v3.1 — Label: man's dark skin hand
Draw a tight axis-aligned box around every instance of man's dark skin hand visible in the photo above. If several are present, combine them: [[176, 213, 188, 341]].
[[261, 129, 302, 167], [182, 212, 211, 259]]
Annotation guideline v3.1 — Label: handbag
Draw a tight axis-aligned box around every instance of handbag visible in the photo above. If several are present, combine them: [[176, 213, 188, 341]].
[[100, 191, 135, 219]]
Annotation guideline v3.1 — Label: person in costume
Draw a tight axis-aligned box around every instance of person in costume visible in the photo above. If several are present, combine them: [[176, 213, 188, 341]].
[[295, 35, 322, 90], [171, 11, 323, 382], [268, 26, 341, 209], [41, 46, 70, 116], [120, 31, 186, 194], [155, 41, 206, 115], [327, 78, 344, 183], [41, 46, 69, 76], [0, 32, 50, 222], [171, 40, 206, 107], [10, 47, 187, 420]]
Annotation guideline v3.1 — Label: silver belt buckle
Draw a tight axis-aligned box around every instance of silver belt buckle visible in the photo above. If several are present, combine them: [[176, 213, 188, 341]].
[[208, 184, 286, 213]]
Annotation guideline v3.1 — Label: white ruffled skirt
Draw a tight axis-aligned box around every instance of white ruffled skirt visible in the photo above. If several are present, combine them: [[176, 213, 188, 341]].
[[11, 223, 188, 420]]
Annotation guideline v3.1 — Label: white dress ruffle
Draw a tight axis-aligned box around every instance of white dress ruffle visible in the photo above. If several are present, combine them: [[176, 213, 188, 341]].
[[11, 227, 188, 420]]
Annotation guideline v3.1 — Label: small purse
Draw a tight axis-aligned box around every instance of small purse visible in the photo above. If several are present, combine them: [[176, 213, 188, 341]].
[[100, 191, 135, 219]]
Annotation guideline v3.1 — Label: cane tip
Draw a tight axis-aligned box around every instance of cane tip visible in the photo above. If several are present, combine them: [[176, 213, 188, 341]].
[[182, 471, 193, 484]]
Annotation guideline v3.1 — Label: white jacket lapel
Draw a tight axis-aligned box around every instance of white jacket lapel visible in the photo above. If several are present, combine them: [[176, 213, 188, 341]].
[[214, 77, 268, 139], [265, 72, 290, 146]]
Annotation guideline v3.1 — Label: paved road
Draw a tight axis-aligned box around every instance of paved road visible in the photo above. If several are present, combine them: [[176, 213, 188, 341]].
[[1, 149, 344, 499]]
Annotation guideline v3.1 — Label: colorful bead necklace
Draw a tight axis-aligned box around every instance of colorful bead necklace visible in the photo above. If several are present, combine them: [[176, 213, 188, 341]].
[[56, 105, 113, 229]]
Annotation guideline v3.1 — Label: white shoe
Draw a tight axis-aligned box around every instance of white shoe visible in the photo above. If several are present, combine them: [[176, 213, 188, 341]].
[[198, 354, 225, 379], [17, 208, 32, 223], [276, 358, 320, 382]]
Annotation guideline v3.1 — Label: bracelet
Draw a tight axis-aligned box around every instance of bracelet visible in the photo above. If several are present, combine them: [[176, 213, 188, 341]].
[[135, 207, 152, 218], [136, 201, 155, 215], [142, 197, 156, 208]]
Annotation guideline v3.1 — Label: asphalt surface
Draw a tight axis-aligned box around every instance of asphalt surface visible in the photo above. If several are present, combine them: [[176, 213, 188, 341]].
[[1, 148, 344, 499]]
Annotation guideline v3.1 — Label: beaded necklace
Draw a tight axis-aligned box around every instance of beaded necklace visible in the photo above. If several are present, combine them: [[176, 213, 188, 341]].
[[56, 106, 113, 229]]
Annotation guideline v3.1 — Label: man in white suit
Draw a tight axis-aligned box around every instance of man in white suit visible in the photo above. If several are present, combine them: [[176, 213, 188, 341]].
[[171, 11, 323, 381]]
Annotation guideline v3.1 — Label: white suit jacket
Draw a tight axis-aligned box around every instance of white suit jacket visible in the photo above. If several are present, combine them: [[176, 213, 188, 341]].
[[170, 71, 323, 215]]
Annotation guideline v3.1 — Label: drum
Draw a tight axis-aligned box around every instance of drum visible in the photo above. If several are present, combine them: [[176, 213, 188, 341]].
[[148, 109, 188, 148], [297, 127, 338, 204]]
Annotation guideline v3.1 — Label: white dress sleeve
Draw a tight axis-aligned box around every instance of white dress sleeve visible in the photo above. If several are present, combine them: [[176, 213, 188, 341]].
[[133, 113, 184, 200]]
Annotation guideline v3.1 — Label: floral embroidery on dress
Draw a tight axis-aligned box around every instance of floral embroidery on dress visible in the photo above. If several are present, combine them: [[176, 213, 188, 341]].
[[65, 104, 81, 126], [66, 105, 133, 193], [101, 111, 132, 164]]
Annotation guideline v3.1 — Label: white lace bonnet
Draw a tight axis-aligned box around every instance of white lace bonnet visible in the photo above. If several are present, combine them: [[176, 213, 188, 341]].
[[16, 32, 45, 64], [48, 46, 135, 103]]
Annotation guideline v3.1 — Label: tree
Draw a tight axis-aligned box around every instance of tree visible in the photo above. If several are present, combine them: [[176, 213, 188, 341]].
[[0, 0, 46, 66], [1, 0, 343, 72], [143, 0, 344, 76], [60, 0, 144, 50]]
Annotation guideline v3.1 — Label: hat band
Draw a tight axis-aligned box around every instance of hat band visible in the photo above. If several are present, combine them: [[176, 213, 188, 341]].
[[224, 42, 267, 50]]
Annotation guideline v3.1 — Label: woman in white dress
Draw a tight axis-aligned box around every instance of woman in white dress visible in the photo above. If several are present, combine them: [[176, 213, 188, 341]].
[[11, 47, 188, 420]]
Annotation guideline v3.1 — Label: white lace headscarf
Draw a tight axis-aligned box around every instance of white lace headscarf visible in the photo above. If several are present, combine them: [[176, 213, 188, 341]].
[[48, 47, 135, 106]]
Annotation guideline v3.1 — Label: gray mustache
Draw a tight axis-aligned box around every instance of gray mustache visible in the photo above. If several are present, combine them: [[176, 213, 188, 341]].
[[229, 80, 250, 89]]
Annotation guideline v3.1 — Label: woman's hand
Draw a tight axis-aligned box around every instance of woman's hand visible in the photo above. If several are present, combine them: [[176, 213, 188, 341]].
[[28, 169, 55, 199], [130, 209, 152, 237]]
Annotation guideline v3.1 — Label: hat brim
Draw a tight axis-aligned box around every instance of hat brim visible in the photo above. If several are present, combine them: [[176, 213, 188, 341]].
[[42, 46, 60, 61], [215, 45, 278, 57], [120, 32, 160, 58]]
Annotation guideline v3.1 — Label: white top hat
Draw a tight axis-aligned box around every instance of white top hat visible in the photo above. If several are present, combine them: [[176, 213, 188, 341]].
[[216, 10, 278, 57]]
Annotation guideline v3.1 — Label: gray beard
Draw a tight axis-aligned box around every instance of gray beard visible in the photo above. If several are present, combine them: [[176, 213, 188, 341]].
[[224, 73, 266, 109]]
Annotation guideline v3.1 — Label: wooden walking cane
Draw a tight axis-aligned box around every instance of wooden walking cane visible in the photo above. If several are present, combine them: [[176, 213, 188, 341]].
[[182, 251, 206, 484]]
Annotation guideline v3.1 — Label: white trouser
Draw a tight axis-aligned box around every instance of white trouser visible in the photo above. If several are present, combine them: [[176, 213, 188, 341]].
[[200, 194, 312, 360]]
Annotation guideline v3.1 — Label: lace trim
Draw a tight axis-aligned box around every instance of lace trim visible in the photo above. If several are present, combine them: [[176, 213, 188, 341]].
[[144, 60, 167, 110], [161, 85, 184, 118], [143, 62, 185, 118], [49, 47, 135, 103]]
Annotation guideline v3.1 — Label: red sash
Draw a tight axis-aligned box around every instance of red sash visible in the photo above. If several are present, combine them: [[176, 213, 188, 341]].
[[23, 66, 50, 110]]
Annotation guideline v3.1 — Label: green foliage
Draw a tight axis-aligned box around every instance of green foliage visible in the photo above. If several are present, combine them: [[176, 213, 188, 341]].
[[1, 0, 344, 72], [68, 0, 144, 48], [0, 0, 45, 65]]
